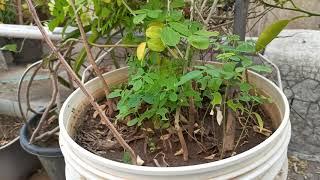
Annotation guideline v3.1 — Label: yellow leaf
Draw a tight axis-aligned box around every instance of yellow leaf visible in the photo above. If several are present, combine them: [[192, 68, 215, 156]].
[[148, 22, 164, 28], [147, 38, 165, 52], [146, 25, 163, 39], [117, 0, 122, 6], [137, 42, 147, 61], [102, 0, 111, 3]]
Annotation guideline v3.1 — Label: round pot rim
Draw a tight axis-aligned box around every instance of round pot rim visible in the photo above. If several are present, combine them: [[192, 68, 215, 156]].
[[20, 112, 63, 157], [59, 66, 290, 173]]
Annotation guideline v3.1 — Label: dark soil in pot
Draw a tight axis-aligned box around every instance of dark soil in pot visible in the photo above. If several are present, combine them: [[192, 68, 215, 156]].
[[0, 114, 23, 147], [74, 97, 275, 167]]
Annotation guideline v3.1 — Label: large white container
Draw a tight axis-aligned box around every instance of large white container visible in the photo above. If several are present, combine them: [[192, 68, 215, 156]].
[[59, 66, 291, 180]]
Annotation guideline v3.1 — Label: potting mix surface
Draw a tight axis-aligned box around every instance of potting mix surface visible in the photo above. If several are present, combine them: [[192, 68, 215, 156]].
[[74, 99, 275, 167], [0, 114, 23, 147]]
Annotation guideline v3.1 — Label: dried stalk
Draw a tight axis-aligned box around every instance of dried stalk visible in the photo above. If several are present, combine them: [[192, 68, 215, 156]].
[[34, 122, 59, 142], [25, 0, 137, 164], [200, 0, 208, 13], [15, 0, 23, 24], [25, 62, 43, 115], [205, 0, 219, 24], [69, 0, 115, 114], [29, 63, 59, 143], [175, 108, 188, 161]]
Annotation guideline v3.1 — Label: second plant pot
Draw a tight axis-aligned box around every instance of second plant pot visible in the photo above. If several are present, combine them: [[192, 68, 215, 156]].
[[20, 112, 65, 180]]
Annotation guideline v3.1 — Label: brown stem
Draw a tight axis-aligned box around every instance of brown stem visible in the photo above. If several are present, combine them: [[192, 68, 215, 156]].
[[69, 0, 114, 114], [34, 124, 59, 142], [188, 97, 198, 141], [233, 104, 254, 153], [221, 87, 237, 158], [26, 63, 43, 115], [25, 0, 137, 164], [29, 64, 59, 143], [15, 0, 23, 24], [175, 108, 189, 161], [90, 42, 138, 48]]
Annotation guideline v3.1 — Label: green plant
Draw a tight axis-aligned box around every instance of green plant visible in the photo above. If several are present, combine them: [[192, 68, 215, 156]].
[[24, 0, 319, 166], [0, 0, 16, 24], [104, 0, 273, 162]]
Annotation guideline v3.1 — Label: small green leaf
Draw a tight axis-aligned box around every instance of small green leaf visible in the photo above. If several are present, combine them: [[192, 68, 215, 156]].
[[157, 108, 169, 120], [255, 19, 290, 52], [144, 76, 154, 84], [108, 90, 122, 98], [133, 79, 143, 91], [133, 13, 147, 24], [240, 82, 252, 92], [177, 70, 203, 86], [167, 10, 183, 21], [188, 35, 210, 49], [169, 22, 191, 36], [235, 67, 245, 73], [216, 53, 236, 61], [223, 63, 236, 72], [127, 118, 139, 126], [169, 93, 178, 102], [194, 30, 219, 37], [147, 9, 162, 18], [249, 65, 272, 73], [208, 78, 222, 91], [147, 38, 165, 52], [236, 42, 255, 53], [227, 100, 244, 112], [211, 92, 222, 107], [253, 112, 264, 132], [171, 0, 185, 8], [0, 44, 17, 52], [122, 151, 132, 164], [240, 56, 253, 67], [127, 95, 141, 108], [160, 27, 181, 46]]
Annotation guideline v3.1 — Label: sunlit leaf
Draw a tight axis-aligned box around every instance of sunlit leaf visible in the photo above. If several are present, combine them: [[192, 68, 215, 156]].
[[249, 65, 272, 73], [188, 35, 209, 49], [137, 42, 147, 61], [194, 30, 219, 37], [177, 70, 203, 86], [211, 92, 222, 107], [255, 19, 290, 52], [160, 27, 181, 46], [0, 44, 17, 52], [169, 22, 191, 36], [253, 112, 264, 132], [146, 26, 162, 39], [133, 13, 147, 24], [127, 118, 139, 126], [147, 38, 165, 52]]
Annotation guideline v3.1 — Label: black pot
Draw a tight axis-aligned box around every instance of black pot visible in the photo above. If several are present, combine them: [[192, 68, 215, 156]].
[[20, 113, 65, 180], [0, 136, 41, 180]]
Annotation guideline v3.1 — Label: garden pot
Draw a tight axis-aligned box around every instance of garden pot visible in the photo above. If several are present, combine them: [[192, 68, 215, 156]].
[[20, 113, 65, 180], [0, 136, 41, 180], [59, 65, 291, 180]]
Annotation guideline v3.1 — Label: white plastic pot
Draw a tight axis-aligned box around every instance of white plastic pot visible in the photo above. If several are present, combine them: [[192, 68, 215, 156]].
[[59, 66, 291, 180]]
